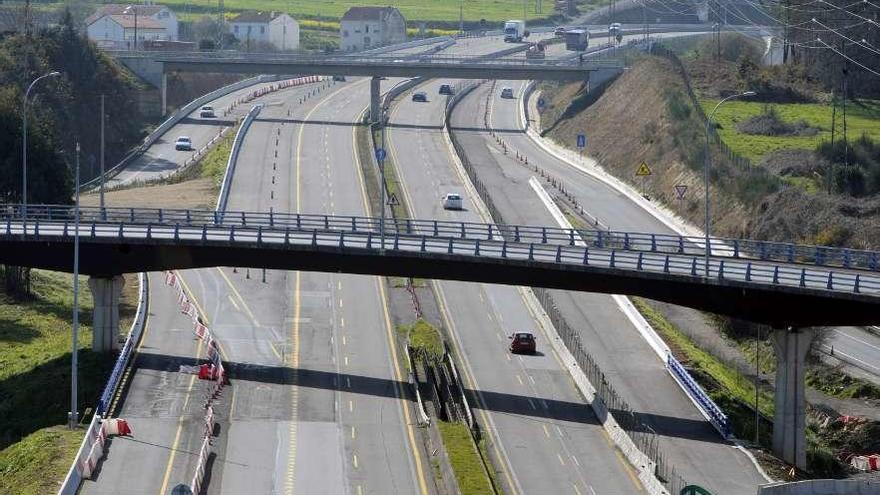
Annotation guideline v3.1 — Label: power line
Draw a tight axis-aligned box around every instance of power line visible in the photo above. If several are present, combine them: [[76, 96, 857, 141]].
[[813, 17, 880, 54], [817, 37, 880, 75]]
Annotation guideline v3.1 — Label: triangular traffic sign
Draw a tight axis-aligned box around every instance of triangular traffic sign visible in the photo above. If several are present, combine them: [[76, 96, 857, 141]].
[[387, 193, 400, 206], [635, 162, 652, 176]]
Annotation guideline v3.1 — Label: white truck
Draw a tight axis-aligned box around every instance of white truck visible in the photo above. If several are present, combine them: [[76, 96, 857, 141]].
[[503, 20, 528, 42]]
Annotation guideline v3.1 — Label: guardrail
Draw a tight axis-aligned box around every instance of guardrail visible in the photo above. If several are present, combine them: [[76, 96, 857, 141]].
[[216, 104, 264, 213], [6, 204, 880, 277], [667, 354, 732, 438], [82, 75, 283, 190], [57, 272, 148, 495], [361, 35, 454, 55]]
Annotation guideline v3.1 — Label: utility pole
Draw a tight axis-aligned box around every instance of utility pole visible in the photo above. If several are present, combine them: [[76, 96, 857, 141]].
[[69, 142, 81, 429], [830, 91, 836, 194], [459, 0, 463, 35], [100, 94, 106, 218]]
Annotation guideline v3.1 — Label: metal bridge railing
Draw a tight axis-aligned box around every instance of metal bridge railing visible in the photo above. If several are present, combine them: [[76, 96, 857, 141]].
[[5, 204, 880, 276], [3, 207, 880, 298]]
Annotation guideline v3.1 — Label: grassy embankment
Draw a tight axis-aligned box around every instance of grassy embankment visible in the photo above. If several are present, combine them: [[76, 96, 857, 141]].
[[702, 99, 880, 163], [632, 298, 851, 476], [0, 270, 139, 493]]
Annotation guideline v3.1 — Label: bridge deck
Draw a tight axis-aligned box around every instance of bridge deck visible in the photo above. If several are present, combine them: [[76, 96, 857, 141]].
[[2, 206, 878, 327]]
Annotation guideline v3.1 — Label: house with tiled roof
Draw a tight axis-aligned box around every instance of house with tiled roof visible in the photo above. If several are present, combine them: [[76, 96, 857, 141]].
[[229, 11, 299, 50], [86, 4, 177, 49], [340, 6, 406, 52]]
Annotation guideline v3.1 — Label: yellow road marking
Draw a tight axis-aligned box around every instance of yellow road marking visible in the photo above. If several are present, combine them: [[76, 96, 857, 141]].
[[352, 97, 430, 495], [227, 293, 240, 311], [353, 453, 359, 469], [158, 273, 206, 495]]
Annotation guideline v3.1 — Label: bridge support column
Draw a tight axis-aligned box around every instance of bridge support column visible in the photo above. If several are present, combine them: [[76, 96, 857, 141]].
[[771, 327, 815, 470], [370, 76, 381, 124], [89, 275, 125, 352]]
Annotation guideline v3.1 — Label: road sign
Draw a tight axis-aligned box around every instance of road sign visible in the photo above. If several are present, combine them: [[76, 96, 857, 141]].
[[576, 134, 586, 148], [674, 184, 688, 200], [537, 97, 546, 109], [635, 161, 651, 176], [387, 193, 400, 206], [375, 148, 386, 161]]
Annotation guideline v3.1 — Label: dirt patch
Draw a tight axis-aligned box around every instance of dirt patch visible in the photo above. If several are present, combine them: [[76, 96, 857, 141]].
[[760, 149, 828, 177], [80, 177, 217, 210], [737, 112, 819, 137]]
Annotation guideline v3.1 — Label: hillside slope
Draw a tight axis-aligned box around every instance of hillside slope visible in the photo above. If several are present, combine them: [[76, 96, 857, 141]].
[[540, 56, 880, 248]]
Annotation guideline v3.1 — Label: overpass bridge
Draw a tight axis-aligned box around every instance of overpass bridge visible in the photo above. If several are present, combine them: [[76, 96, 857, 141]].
[[5, 204, 877, 470], [114, 50, 623, 121]]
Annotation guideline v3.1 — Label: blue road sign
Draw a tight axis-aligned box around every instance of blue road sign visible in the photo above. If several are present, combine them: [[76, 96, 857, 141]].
[[375, 148, 386, 161], [576, 134, 586, 148], [537, 97, 546, 109]]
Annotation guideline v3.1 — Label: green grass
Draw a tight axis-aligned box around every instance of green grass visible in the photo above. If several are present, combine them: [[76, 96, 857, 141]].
[[806, 366, 880, 401], [399, 319, 444, 358], [631, 298, 775, 417], [0, 425, 85, 495], [200, 128, 236, 185], [437, 421, 495, 495], [0, 270, 118, 449], [700, 99, 880, 162]]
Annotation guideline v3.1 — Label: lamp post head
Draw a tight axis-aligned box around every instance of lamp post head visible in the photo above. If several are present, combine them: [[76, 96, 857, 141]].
[[48, 71, 61, 77], [743, 91, 757, 97]]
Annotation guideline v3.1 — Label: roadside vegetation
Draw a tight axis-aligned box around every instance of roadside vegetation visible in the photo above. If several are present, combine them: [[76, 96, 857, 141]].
[[630, 298, 854, 477], [0, 269, 137, 449], [0, 426, 85, 495], [398, 319, 445, 359], [436, 421, 497, 495]]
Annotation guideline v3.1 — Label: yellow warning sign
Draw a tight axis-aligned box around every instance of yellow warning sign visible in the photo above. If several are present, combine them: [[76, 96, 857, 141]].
[[635, 162, 652, 176]]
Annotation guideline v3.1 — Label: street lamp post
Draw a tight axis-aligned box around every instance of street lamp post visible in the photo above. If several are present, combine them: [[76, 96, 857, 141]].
[[704, 91, 756, 276], [69, 142, 81, 429], [125, 5, 138, 50], [21, 71, 61, 227]]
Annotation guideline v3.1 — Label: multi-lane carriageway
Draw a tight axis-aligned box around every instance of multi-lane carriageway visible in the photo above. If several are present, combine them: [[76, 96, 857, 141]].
[[76, 32, 792, 495]]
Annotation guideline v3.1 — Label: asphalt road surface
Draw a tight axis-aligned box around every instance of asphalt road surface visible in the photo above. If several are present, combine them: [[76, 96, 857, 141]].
[[384, 80, 645, 494], [446, 78, 767, 494]]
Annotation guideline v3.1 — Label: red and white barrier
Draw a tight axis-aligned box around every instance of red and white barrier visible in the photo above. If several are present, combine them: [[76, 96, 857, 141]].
[[163, 270, 231, 493], [76, 418, 132, 479]]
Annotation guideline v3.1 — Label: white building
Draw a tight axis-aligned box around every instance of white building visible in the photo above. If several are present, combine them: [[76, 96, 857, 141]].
[[86, 14, 167, 49], [85, 4, 178, 47], [229, 11, 299, 51], [340, 6, 406, 52]]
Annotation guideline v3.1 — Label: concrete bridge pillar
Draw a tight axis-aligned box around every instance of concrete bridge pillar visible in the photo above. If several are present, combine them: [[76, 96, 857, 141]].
[[370, 76, 381, 124], [771, 327, 816, 470], [89, 275, 125, 352]]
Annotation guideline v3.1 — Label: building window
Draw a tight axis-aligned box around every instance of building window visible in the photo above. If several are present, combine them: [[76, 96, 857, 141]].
[[364, 36, 371, 47], [260, 26, 265, 34]]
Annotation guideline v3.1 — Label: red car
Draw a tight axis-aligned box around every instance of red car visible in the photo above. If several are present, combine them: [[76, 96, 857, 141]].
[[509, 332, 537, 354]]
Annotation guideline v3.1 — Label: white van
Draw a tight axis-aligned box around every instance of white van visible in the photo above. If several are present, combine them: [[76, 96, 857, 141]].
[[442, 193, 463, 210]]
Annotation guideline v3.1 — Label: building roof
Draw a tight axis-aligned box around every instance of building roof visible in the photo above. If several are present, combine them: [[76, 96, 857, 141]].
[[340, 6, 402, 22], [85, 5, 168, 26], [229, 11, 288, 23], [104, 14, 165, 29]]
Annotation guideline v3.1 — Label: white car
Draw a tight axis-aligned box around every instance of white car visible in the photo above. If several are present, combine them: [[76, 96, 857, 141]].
[[442, 193, 463, 210], [175, 136, 193, 151], [199, 105, 215, 118], [500, 87, 514, 99]]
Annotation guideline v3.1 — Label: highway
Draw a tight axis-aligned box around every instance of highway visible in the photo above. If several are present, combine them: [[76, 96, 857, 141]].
[[820, 327, 880, 387], [107, 79, 324, 187], [445, 76, 767, 494], [384, 81, 644, 494]]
